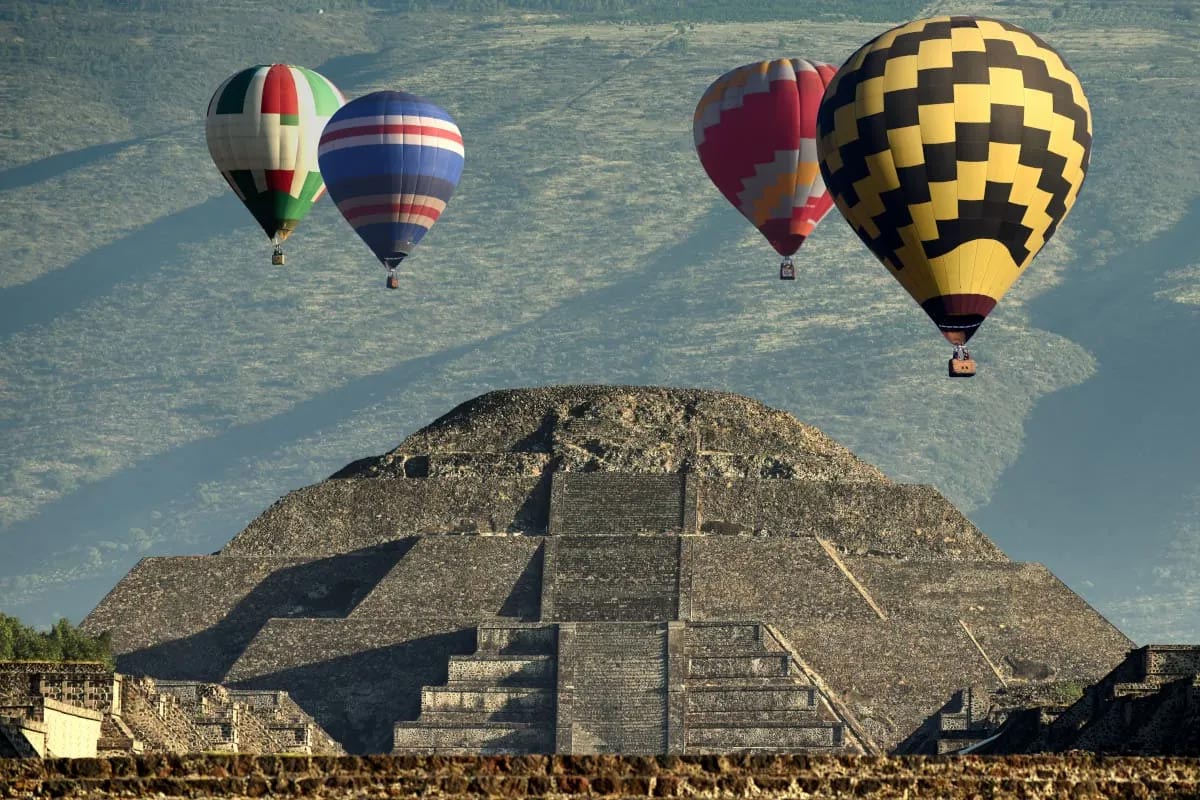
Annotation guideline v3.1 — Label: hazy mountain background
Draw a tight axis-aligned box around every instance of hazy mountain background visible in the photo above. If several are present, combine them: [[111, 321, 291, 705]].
[[0, 0, 1197, 643]]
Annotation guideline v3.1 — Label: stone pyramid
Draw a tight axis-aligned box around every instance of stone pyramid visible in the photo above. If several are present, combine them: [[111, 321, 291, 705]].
[[83, 386, 1132, 754]]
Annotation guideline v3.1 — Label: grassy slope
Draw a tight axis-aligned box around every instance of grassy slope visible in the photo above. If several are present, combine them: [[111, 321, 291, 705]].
[[0, 0, 1196, 639]]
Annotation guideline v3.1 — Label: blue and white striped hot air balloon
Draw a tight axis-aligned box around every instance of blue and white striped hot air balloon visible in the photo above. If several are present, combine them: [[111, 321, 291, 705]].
[[318, 90, 465, 289]]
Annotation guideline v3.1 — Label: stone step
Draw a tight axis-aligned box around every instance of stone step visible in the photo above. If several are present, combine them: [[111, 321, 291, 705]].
[[687, 685, 817, 712], [687, 708, 827, 724], [686, 721, 843, 750], [417, 709, 551, 724], [684, 623, 762, 652], [573, 628, 666, 656], [552, 474, 686, 536], [393, 721, 553, 754], [549, 537, 680, 623], [422, 686, 553, 716], [446, 655, 555, 685], [556, 602, 678, 623], [687, 654, 792, 679], [476, 624, 557, 655], [686, 676, 814, 690]]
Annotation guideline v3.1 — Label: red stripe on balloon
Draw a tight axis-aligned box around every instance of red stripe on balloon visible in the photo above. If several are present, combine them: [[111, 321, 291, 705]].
[[341, 203, 445, 220], [795, 67, 825, 139], [320, 125, 463, 145], [265, 169, 295, 193], [261, 64, 299, 115]]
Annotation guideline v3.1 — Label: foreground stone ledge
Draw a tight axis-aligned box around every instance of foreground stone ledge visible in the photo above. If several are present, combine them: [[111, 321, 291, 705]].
[[0, 755, 1197, 799]]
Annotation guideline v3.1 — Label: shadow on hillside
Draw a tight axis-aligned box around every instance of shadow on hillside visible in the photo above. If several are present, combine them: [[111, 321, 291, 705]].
[[0, 194, 246, 337], [113, 541, 412, 682], [0, 127, 189, 192], [5, 199, 742, 618]]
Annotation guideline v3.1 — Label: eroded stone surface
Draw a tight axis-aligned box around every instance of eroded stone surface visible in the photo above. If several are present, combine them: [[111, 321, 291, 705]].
[[81, 386, 1136, 755]]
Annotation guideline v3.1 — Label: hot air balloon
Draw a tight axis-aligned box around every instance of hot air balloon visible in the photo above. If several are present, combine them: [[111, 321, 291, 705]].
[[816, 16, 1091, 377], [694, 59, 838, 280], [317, 90, 464, 290], [205, 64, 345, 266]]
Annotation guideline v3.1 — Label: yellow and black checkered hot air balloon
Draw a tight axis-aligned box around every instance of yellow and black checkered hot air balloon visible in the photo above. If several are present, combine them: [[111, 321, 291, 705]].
[[816, 16, 1091, 377]]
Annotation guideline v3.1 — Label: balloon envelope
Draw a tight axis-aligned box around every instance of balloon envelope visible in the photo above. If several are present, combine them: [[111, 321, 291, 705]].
[[318, 90, 464, 268], [205, 64, 345, 242], [694, 59, 837, 258], [816, 16, 1091, 343]]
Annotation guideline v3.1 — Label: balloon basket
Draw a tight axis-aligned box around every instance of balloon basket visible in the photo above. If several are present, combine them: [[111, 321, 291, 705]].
[[948, 358, 977, 378], [386, 274, 401, 290], [272, 251, 285, 266]]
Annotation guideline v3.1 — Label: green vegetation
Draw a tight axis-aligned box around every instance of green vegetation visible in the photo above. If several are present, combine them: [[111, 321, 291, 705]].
[[1049, 680, 1085, 706], [366, 0, 929, 23], [0, 614, 113, 667]]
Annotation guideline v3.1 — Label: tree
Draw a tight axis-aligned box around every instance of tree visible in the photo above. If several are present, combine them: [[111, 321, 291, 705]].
[[0, 614, 113, 667]]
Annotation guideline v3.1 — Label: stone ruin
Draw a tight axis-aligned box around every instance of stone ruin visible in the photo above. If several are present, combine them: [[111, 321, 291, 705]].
[[934, 644, 1200, 754], [0, 661, 341, 757], [82, 385, 1138, 754]]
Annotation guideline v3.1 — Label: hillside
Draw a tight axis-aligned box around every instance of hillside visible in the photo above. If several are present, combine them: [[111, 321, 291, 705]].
[[0, 0, 1197, 641]]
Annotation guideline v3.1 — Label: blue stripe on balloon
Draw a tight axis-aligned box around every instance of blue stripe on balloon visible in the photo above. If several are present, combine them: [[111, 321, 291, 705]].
[[331, 91, 457, 123], [319, 144, 463, 184], [354, 221, 434, 259]]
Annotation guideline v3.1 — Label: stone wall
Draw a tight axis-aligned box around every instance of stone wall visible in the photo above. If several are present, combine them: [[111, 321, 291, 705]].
[[224, 476, 548, 555], [350, 538, 543, 622], [224, 619, 480, 754], [686, 540, 1132, 750], [544, 537, 679, 622], [696, 480, 1005, 561], [0, 663, 115, 711], [688, 538, 879, 623], [0, 754, 1197, 798], [82, 546, 407, 681], [38, 698, 103, 759], [550, 474, 687, 535], [557, 624, 668, 754]]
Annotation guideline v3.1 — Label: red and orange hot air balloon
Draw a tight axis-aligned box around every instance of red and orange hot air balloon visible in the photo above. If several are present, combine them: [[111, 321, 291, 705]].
[[694, 58, 837, 280]]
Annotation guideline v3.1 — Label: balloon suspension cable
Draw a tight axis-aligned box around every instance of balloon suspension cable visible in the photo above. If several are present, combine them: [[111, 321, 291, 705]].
[[952, 343, 970, 361]]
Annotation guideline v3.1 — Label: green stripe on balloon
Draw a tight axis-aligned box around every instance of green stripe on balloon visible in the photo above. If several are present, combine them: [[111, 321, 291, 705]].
[[299, 67, 343, 116], [298, 171, 325, 202], [271, 191, 314, 224]]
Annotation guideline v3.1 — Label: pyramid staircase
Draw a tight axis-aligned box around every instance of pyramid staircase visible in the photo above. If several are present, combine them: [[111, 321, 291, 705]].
[[559, 622, 668, 753], [682, 622, 846, 752], [393, 623, 557, 753]]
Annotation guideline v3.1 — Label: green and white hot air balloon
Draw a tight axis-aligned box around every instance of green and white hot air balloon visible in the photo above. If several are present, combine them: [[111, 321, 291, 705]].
[[205, 64, 345, 265]]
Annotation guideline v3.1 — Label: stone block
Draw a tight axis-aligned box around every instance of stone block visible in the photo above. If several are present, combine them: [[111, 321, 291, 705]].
[[446, 656, 555, 686], [687, 686, 817, 713], [685, 722, 839, 750], [551, 474, 687, 536], [477, 625, 557, 655], [687, 656, 792, 680]]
